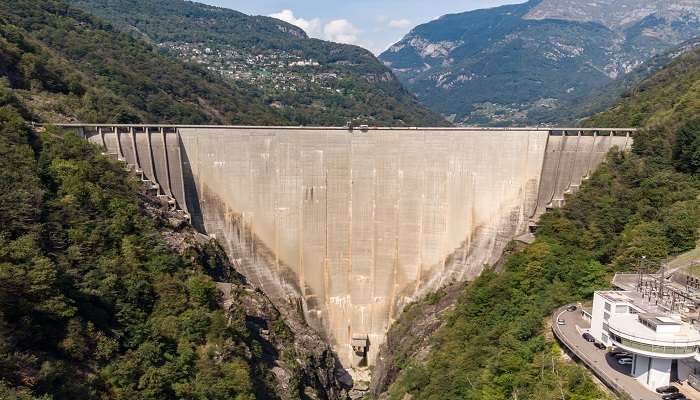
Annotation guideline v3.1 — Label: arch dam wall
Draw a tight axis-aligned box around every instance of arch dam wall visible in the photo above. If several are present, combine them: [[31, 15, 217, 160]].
[[64, 125, 633, 368]]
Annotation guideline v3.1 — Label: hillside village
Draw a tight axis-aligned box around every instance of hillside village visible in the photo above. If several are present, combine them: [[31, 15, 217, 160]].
[[161, 42, 346, 97]]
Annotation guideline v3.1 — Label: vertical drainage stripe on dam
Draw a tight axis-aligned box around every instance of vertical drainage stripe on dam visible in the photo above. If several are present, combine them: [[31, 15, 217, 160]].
[[535, 132, 564, 216], [569, 132, 596, 191], [553, 132, 582, 203], [591, 132, 614, 170], [129, 128, 142, 172], [102, 127, 119, 157]]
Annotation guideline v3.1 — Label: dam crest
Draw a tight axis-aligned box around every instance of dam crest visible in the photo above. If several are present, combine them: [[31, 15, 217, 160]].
[[61, 124, 634, 369]]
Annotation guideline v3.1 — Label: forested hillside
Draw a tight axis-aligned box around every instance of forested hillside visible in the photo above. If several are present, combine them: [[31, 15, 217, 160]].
[[0, 93, 348, 399], [65, 0, 446, 126], [0, 2, 357, 398], [0, 0, 443, 127], [0, 0, 290, 125], [377, 43, 700, 399]]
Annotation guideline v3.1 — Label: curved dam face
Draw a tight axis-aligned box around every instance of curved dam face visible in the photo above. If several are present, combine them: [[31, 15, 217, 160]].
[[76, 125, 632, 368]]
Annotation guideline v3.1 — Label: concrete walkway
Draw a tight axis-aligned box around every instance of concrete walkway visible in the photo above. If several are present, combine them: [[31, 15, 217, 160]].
[[552, 305, 661, 400]]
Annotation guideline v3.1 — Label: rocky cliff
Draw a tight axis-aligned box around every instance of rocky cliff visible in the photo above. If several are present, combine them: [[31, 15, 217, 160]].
[[142, 189, 353, 400]]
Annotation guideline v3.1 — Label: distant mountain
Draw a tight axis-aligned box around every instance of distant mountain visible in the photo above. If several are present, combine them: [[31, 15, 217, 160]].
[[584, 39, 700, 129], [379, 0, 700, 126], [533, 37, 700, 125], [65, 0, 447, 127]]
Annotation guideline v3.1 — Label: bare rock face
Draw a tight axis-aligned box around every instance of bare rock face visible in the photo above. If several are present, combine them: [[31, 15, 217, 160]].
[[219, 282, 353, 400], [379, 0, 700, 126], [524, 0, 700, 29], [370, 281, 464, 398]]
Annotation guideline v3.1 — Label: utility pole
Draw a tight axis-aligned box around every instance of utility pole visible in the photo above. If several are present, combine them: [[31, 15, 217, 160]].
[[638, 256, 646, 291], [659, 263, 666, 308]]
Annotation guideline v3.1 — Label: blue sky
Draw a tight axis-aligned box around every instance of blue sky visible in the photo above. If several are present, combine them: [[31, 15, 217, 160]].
[[199, 0, 524, 54]]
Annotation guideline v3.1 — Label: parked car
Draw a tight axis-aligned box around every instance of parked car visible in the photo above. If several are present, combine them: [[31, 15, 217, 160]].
[[594, 342, 606, 350], [567, 305, 577, 312], [656, 386, 679, 394], [661, 393, 686, 400], [609, 350, 628, 356], [582, 332, 595, 342], [557, 319, 566, 325], [617, 358, 633, 365], [612, 352, 631, 359]]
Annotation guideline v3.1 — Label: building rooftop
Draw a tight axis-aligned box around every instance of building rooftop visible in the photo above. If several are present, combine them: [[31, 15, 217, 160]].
[[599, 286, 691, 315], [639, 313, 682, 327], [609, 313, 700, 344], [598, 290, 635, 303]]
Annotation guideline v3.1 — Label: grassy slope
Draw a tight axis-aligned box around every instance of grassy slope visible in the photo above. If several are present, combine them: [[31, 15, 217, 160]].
[[381, 42, 700, 400]]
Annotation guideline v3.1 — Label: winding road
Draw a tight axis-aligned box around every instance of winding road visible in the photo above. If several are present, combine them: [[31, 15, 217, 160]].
[[552, 305, 660, 400]]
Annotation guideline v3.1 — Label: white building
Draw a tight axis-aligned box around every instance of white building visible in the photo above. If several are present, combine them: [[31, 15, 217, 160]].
[[591, 291, 700, 390]]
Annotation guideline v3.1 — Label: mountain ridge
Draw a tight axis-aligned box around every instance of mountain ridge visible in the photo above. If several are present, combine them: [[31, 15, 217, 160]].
[[379, 0, 700, 126], [525, 0, 700, 29], [0, 0, 289, 125], [66, 0, 447, 127], [531, 37, 700, 125]]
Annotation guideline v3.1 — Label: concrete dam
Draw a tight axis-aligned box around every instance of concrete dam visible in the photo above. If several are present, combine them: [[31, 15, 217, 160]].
[[65, 124, 633, 368]]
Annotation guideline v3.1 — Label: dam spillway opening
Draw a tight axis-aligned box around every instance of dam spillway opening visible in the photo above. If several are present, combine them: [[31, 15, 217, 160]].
[[64, 124, 634, 371]]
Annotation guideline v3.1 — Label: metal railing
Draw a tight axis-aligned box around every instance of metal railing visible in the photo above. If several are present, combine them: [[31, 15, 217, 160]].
[[608, 330, 699, 355]]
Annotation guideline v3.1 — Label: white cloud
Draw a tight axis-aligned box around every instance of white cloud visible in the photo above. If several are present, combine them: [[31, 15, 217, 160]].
[[269, 10, 363, 47], [388, 18, 412, 29], [269, 9, 322, 37], [323, 19, 360, 45]]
